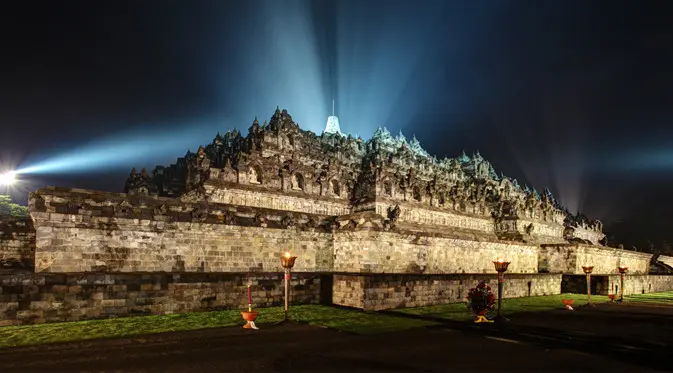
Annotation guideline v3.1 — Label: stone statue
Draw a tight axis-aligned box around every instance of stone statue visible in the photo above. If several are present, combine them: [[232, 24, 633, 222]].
[[388, 204, 401, 222]]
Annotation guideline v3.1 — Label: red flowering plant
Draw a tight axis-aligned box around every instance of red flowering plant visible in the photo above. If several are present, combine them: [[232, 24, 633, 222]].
[[466, 281, 496, 316]]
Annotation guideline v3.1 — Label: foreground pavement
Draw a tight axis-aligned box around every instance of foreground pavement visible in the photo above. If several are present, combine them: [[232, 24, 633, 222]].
[[388, 302, 673, 371], [0, 303, 670, 373]]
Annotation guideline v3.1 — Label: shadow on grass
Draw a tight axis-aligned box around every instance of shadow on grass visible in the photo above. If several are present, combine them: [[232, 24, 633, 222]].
[[2, 292, 672, 350], [0, 307, 282, 349], [391, 293, 612, 322], [0, 304, 437, 349], [623, 291, 673, 304]]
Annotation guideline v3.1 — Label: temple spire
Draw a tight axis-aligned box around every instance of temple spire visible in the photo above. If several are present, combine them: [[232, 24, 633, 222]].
[[324, 100, 344, 136]]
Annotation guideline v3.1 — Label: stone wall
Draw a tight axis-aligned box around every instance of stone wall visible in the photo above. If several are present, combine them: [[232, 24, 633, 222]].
[[30, 187, 540, 276], [0, 272, 320, 326], [562, 274, 673, 296], [538, 245, 577, 274], [572, 225, 606, 245], [28, 186, 633, 278], [205, 182, 351, 216], [606, 274, 673, 296], [333, 231, 539, 274], [539, 244, 651, 275], [515, 217, 566, 244], [373, 202, 495, 235], [333, 274, 365, 309], [333, 273, 562, 311], [0, 217, 35, 268], [658, 255, 673, 269], [30, 187, 333, 273]]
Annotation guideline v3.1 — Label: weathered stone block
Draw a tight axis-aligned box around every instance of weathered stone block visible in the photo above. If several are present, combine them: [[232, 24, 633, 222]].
[[0, 272, 320, 325], [50, 285, 69, 293], [333, 273, 566, 311], [99, 299, 116, 307]]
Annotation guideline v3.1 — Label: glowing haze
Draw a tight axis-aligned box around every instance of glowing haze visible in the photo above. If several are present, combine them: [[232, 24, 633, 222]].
[[0, 171, 16, 186], [1, 0, 672, 229], [13, 1, 489, 176]]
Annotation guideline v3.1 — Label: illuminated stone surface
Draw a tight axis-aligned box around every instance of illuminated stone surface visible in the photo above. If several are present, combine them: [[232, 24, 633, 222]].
[[333, 273, 563, 311], [0, 217, 34, 269], [324, 115, 342, 135], [0, 272, 321, 325], [20, 107, 673, 276], [324, 100, 343, 135], [30, 108, 618, 274], [1, 107, 673, 324]]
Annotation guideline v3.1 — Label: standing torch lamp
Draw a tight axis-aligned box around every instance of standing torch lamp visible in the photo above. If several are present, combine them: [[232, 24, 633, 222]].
[[241, 272, 259, 329], [581, 265, 594, 306], [618, 266, 628, 302], [493, 259, 511, 323], [280, 251, 297, 322]]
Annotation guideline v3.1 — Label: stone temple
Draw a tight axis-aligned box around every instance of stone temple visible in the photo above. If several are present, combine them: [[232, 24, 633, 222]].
[[1, 107, 673, 325]]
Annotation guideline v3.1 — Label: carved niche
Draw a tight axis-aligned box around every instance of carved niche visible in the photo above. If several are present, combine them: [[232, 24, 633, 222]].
[[254, 212, 266, 226], [191, 204, 209, 223], [563, 226, 575, 240], [115, 200, 133, 214], [248, 165, 262, 185], [331, 179, 341, 197], [66, 197, 85, 212], [281, 215, 297, 228], [412, 186, 422, 202], [387, 204, 401, 222], [291, 173, 305, 191], [154, 204, 168, 216], [383, 180, 393, 196]]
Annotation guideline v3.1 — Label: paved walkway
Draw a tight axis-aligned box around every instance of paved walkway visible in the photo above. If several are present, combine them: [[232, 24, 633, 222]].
[[388, 302, 673, 371], [507, 302, 673, 347], [0, 303, 670, 373]]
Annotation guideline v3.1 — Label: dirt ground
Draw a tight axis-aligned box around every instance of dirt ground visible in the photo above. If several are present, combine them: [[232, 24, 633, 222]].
[[0, 303, 670, 373]]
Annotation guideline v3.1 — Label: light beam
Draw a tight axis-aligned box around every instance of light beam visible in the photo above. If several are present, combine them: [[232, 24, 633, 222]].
[[14, 118, 229, 176]]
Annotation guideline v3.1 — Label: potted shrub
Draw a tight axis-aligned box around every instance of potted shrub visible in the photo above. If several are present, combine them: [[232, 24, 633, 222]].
[[467, 281, 495, 323]]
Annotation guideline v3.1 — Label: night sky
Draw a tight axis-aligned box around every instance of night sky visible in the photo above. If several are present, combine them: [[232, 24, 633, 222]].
[[1, 1, 672, 249]]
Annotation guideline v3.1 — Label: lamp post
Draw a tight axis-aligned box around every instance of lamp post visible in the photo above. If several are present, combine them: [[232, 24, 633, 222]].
[[280, 251, 297, 321], [581, 265, 594, 306], [618, 265, 628, 302], [493, 259, 510, 323]]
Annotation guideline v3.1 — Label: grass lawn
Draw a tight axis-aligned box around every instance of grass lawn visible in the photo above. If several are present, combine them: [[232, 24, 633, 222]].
[[0, 305, 437, 349], [394, 291, 673, 321], [2, 291, 672, 349], [623, 291, 673, 305], [394, 293, 612, 321]]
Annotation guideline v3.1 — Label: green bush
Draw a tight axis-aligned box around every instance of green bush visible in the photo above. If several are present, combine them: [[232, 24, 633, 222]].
[[0, 195, 28, 217]]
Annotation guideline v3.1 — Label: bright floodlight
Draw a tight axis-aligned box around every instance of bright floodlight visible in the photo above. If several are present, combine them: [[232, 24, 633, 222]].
[[0, 171, 17, 186]]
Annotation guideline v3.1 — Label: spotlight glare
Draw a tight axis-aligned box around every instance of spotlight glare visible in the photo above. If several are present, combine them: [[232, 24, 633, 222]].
[[0, 171, 17, 186]]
